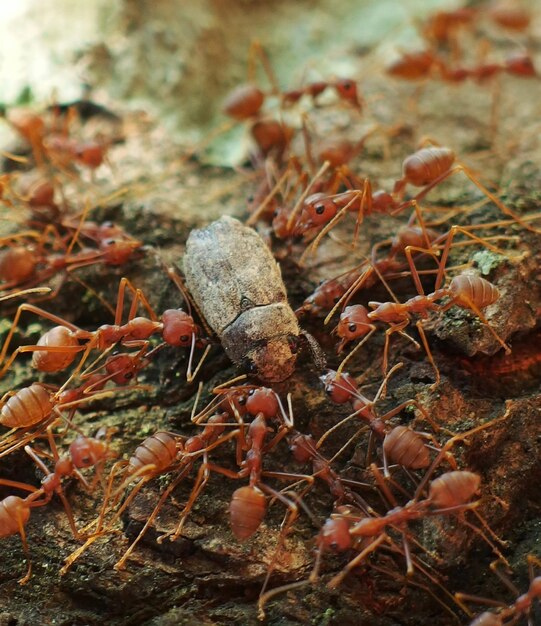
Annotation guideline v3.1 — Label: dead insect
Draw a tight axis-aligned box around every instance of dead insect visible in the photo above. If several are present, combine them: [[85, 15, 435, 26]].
[[183, 216, 322, 382]]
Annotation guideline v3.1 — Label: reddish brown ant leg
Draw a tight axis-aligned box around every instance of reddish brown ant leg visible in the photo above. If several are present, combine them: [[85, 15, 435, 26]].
[[423, 163, 541, 234], [336, 327, 376, 376], [327, 534, 388, 589], [113, 465, 193, 571], [247, 40, 280, 95], [257, 480, 312, 609], [23, 444, 81, 539], [434, 224, 518, 291], [114, 276, 159, 325], [438, 289, 510, 354], [414, 405, 511, 501], [163, 456, 240, 543]]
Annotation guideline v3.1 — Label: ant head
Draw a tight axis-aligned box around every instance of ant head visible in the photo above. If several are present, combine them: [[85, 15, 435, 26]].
[[69, 436, 106, 468], [334, 78, 362, 108], [100, 238, 142, 265], [290, 433, 316, 463], [320, 369, 358, 404], [304, 196, 337, 226], [105, 353, 139, 384], [246, 387, 279, 419], [161, 309, 196, 347], [317, 517, 352, 552], [337, 305, 371, 341], [221, 388, 249, 418]]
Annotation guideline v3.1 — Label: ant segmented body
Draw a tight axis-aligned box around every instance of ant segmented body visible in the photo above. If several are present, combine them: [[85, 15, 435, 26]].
[[0, 485, 51, 584], [0, 274, 210, 382], [458, 557, 541, 626], [318, 367, 445, 477], [0, 350, 148, 458]]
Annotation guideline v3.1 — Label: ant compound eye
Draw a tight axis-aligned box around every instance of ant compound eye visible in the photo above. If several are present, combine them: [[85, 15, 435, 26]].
[[180, 334, 189, 343], [315, 203, 325, 215], [103, 238, 116, 247], [342, 81, 352, 90], [124, 372, 134, 380], [238, 395, 247, 405], [348, 323, 357, 332], [248, 389, 255, 396]]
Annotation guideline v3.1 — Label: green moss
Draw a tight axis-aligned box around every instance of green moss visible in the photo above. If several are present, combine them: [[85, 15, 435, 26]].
[[471, 250, 505, 275]]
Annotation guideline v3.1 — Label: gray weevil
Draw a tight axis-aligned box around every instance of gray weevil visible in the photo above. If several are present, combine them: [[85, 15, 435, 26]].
[[183, 216, 321, 382]]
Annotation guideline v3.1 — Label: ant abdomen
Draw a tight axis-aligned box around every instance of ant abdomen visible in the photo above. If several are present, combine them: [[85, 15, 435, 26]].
[[1, 384, 53, 429], [229, 485, 266, 540], [449, 274, 499, 309], [428, 470, 480, 508], [402, 147, 455, 187], [31, 326, 80, 372], [128, 432, 178, 475], [383, 426, 430, 470]]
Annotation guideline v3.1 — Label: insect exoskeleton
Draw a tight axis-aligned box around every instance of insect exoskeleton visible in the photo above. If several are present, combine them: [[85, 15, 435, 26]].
[[183, 216, 302, 382]]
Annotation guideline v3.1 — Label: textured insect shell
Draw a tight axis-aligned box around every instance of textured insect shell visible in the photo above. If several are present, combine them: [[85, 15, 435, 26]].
[[0, 496, 31, 537], [183, 216, 300, 382], [0, 383, 53, 428]]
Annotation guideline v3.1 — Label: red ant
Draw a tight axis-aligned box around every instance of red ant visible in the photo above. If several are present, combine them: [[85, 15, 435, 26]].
[[332, 231, 510, 384], [0, 484, 52, 583], [222, 41, 362, 121], [0, 220, 143, 300], [0, 428, 114, 583], [294, 139, 537, 265], [23, 427, 116, 538], [258, 408, 510, 618], [458, 556, 541, 626], [63, 382, 250, 571], [0, 273, 210, 383], [257, 468, 486, 617], [5, 105, 109, 172], [318, 366, 448, 478], [0, 348, 150, 459]]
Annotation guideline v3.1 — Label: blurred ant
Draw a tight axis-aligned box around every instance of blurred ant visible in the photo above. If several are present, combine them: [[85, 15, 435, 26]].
[[458, 556, 541, 626]]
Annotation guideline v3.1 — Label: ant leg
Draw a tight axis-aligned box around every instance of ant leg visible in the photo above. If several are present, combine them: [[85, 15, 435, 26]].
[[114, 469, 190, 571], [114, 277, 158, 325], [458, 514, 509, 565], [248, 40, 280, 94], [336, 328, 376, 376], [0, 478, 39, 492], [434, 224, 517, 290], [327, 533, 387, 589], [163, 459, 238, 542], [352, 179, 373, 248], [16, 516, 33, 585], [414, 405, 511, 500], [186, 335, 211, 383], [258, 579, 310, 620], [246, 165, 292, 226], [257, 484, 303, 611], [465, 298, 511, 354], [414, 320, 440, 387]]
